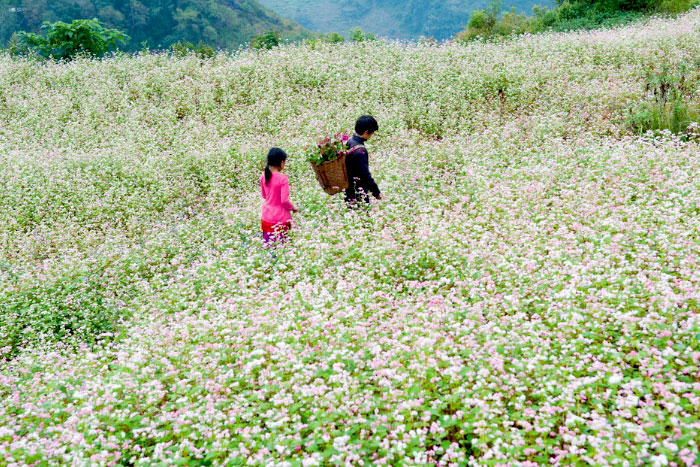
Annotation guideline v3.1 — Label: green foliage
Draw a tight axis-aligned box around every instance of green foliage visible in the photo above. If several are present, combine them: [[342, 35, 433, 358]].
[[1, 263, 124, 357], [320, 32, 346, 43], [16, 18, 128, 60], [627, 100, 700, 135], [468, 10, 493, 29], [348, 27, 376, 42], [656, 0, 697, 12], [6, 32, 31, 57], [626, 63, 700, 135], [0, 0, 311, 52], [643, 63, 697, 103], [459, 3, 530, 40], [251, 30, 281, 50], [458, 0, 697, 42], [169, 40, 215, 59], [305, 32, 347, 49], [543, 8, 645, 31]]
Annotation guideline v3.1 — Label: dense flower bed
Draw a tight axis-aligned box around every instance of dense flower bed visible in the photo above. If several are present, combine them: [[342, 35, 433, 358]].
[[1, 11, 699, 466]]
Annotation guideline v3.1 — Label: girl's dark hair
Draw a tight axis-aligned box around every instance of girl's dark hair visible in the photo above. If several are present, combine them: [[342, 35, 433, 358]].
[[355, 115, 378, 136], [265, 147, 288, 184]]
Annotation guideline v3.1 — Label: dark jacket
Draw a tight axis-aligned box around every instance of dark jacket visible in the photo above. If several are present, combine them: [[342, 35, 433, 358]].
[[345, 134, 380, 202]]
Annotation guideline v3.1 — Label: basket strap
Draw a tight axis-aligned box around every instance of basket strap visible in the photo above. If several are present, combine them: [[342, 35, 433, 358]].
[[347, 144, 366, 153]]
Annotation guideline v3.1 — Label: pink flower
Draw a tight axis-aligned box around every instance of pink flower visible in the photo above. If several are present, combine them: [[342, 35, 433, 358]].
[[679, 448, 697, 467]]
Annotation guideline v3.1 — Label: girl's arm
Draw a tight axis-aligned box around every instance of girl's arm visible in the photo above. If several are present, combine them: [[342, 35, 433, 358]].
[[281, 177, 297, 212], [261, 177, 267, 199]]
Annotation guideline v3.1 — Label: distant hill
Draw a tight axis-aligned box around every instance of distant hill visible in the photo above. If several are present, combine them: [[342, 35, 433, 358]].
[[257, 0, 553, 40], [0, 0, 311, 50]]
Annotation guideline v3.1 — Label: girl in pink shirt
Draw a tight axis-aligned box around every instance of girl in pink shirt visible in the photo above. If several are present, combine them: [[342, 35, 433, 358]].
[[260, 148, 297, 244]]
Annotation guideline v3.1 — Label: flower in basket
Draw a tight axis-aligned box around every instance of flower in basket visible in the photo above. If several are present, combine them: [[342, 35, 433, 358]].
[[306, 131, 351, 166]]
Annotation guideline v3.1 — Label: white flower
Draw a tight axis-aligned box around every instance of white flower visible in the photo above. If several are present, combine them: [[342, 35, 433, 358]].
[[662, 440, 678, 452], [302, 456, 320, 467], [608, 374, 623, 385]]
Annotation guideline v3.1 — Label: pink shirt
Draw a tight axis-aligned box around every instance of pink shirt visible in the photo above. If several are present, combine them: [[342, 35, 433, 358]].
[[260, 172, 296, 224]]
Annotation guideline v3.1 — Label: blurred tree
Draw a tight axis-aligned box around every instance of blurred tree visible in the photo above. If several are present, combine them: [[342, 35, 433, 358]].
[[0, 0, 310, 50], [16, 18, 128, 60], [251, 30, 280, 49]]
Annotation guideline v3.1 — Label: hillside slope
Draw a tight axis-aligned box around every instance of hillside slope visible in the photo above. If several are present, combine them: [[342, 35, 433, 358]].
[[257, 0, 552, 39], [1, 10, 700, 466], [0, 0, 311, 50]]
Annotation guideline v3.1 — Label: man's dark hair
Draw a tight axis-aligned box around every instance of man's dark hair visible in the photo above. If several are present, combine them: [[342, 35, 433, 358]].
[[355, 115, 378, 136]]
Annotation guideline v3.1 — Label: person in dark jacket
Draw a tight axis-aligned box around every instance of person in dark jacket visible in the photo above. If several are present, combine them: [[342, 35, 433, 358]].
[[345, 115, 382, 204]]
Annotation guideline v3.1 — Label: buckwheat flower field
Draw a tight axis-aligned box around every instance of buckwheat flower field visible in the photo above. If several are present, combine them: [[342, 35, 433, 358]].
[[1, 10, 700, 467]]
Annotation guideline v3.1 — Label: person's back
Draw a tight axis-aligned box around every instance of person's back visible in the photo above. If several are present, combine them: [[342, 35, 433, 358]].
[[260, 148, 296, 244], [345, 115, 381, 204], [260, 171, 294, 225]]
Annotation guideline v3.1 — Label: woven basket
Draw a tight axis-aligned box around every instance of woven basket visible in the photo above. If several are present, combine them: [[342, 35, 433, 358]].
[[310, 153, 348, 195]]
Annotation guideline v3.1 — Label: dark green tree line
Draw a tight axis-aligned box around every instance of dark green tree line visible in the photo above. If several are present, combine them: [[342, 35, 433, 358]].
[[1, 0, 310, 50], [458, 0, 700, 41]]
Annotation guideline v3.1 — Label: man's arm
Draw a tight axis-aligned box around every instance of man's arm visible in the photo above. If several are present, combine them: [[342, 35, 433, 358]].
[[357, 150, 381, 198]]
